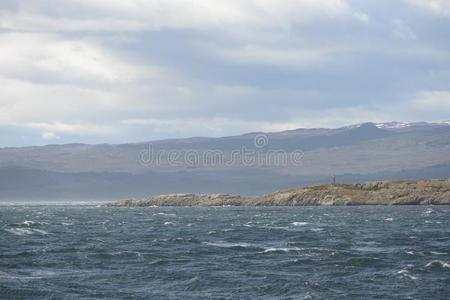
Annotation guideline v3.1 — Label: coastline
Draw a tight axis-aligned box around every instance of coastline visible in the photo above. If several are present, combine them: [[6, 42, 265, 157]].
[[106, 179, 450, 207]]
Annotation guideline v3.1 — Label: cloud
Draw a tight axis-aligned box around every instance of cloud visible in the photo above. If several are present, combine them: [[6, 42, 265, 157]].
[[0, 32, 146, 84], [0, 76, 122, 124], [0, 0, 449, 146], [406, 0, 450, 16], [0, 0, 354, 32], [412, 90, 450, 112], [217, 45, 335, 68], [392, 19, 417, 40], [25, 121, 112, 136], [353, 11, 370, 23], [41, 132, 60, 140]]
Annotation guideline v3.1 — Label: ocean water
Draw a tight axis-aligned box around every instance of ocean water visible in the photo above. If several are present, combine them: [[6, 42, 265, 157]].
[[0, 205, 449, 299]]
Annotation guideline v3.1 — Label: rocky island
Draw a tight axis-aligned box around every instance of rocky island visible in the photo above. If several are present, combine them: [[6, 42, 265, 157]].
[[106, 179, 450, 206]]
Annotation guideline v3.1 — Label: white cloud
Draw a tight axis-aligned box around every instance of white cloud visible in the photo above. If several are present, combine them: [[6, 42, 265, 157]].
[[1, 0, 353, 32], [120, 105, 396, 138], [412, 90, 450, 112], [41, 132, 60, 140], [0, 76, 123, 124], [406, 0, 450, 16], [0, 30, 185, 138], [353, 12, 370, 23], [217, 45, 333, 68], [392, 19, 417, 40], [26, 121, 112, 136], [0, 33, 145, 84]]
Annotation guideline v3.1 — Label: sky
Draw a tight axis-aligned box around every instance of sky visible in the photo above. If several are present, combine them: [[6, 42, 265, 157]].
[[0, 0, 450, 146]]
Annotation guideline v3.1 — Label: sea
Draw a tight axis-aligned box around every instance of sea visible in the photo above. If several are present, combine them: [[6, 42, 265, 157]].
[[0, 205, 449, 299]]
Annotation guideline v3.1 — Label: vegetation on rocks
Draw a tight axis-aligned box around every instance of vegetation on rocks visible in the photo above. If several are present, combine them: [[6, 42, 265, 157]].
[[107, 179, 450, 206]]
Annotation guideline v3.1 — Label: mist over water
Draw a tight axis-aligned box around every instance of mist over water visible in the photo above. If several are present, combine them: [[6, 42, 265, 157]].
[[1, 205, 449, 299]]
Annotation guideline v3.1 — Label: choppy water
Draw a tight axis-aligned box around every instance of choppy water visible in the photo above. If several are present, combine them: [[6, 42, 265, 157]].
[[1, 205, 449, 299]]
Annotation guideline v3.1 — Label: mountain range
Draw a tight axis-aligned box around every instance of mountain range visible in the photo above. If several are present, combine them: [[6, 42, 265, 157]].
[[1, 121, 449, 201]]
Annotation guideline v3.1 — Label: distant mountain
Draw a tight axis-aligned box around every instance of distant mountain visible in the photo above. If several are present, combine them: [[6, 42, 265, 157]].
[[0, 121, 449, 201], [373, 121, 450, 131]]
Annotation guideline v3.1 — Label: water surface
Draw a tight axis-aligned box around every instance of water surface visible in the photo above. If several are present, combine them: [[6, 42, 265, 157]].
[[1, 205, 449, 299]]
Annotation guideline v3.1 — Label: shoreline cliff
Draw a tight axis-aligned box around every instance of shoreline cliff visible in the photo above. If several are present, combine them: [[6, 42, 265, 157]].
[[106, 179, 450, 206]]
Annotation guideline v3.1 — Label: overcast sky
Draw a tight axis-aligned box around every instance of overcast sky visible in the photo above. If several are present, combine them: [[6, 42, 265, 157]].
[[1, 0, 450, 146]]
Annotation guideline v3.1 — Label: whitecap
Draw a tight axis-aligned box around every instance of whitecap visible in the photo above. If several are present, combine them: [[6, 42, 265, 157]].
[[430, 251, 447, 255], [263, 247, 302, 253], [425, 260, 450, 269], [353, 246, 382, 253], [423, 208, 434, 215], [292, 222, 308, 226], [155, 213, 176, 217], [164, 221, 175, 225], [12, 220, 47, 227], [4, 228, 34, 236], [265, 226, 290, 231], [4, 228, 48, 235], [110, 251, 142, 257], [397, 269, 417, 280], [23, 220, 36, 226], [32, 229, 49, 235], [203, 241, 259, 249], [310, 228, 324, 232], [384, 218, 393, 221]]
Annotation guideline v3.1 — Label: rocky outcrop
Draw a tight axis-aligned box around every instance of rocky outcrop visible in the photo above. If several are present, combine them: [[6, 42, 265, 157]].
[[250, 180, 450, 206], [106, 179, 450, 206], [107, 193, 248, 207]]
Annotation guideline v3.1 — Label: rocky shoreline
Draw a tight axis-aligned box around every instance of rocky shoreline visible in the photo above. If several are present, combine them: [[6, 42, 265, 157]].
[[106, 179, 450, 206]]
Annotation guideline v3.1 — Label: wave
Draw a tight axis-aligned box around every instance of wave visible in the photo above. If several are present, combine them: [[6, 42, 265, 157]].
[[425, 260, 450, 269], [422, 208, 434, 216], [310, 228, 324, 232], [4, 227, 49, 236], [203, 241, 305, 254], [203, 241, 263, 249], [292, 222, 308, 226], [8, 220, 47, 227], [32, 229, 50, 235], [263, 247, 302, 253], [110, 251, 142, 257], [429, 251, 447, 255], [154, 213, 176, 217], [4, 228, 34, 235], [397, 269, 417, 280], [23, 220, 37, 226], [88, 251, 142, 259]]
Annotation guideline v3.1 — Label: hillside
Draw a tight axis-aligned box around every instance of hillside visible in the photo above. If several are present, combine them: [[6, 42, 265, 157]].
[[1, 121, 450, 200]]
